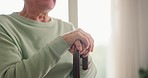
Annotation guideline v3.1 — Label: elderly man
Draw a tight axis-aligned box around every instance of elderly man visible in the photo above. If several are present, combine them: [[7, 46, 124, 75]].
[[0, 0, 97, 78]]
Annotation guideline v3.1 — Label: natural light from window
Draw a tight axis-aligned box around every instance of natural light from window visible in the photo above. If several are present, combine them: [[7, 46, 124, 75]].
[[78, 0, 111, 46], [78, 0, 111, 78]]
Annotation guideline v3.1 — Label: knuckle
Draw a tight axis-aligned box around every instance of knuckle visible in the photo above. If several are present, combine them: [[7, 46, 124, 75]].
[[75, 30, 81, 34], [88, 33, 91, 37], [78, 28, 82, 31], [77, 28, 83, 33], [77, 31, 81, 35]]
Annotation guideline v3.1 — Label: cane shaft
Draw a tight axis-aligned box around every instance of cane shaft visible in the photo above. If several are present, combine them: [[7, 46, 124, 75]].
[[82, 56, 88, 70], [73, 50, 80, 78], [73, 50, 88, 78]]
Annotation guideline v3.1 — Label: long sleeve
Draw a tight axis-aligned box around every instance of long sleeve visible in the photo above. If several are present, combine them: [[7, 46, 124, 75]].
[[0, 26, 70, 78], [0, 13, 97, 78]]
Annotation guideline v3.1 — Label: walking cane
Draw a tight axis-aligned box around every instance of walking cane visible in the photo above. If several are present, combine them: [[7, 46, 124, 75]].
[[73, 49, 88, 78]]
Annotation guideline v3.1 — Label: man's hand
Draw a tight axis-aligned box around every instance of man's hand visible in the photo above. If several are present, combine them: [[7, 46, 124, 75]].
[[62, 28, 94, 57]]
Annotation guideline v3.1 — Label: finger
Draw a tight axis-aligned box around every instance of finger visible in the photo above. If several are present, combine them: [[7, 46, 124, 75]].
[[69, 44, 76, 53], [78, 29, 94, 52], [76, 32, 90, 51], [80, 41, 91, 58], [74, 40, 83, 53], [82, 49, 89, 58], [81, 42, 87, 54]]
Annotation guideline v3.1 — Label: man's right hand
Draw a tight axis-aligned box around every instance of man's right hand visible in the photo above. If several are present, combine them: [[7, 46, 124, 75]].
[[62, 28, 94, 57]]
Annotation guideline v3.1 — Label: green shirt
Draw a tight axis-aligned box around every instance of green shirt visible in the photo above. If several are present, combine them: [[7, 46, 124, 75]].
[[0, 12, 97, 78]]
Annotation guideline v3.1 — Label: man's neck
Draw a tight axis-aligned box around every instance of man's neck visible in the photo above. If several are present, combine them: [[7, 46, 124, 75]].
[[19, 8, 50, 22]]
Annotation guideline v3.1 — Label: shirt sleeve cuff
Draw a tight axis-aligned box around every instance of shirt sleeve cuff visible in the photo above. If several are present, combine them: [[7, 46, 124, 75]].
[[47, 36, 70, 56]]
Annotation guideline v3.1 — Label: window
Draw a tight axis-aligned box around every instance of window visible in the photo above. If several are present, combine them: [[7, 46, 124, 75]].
[[78, 0, 111, 78], [0, 0, 23, 14], [49, 0, 68, 22]]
